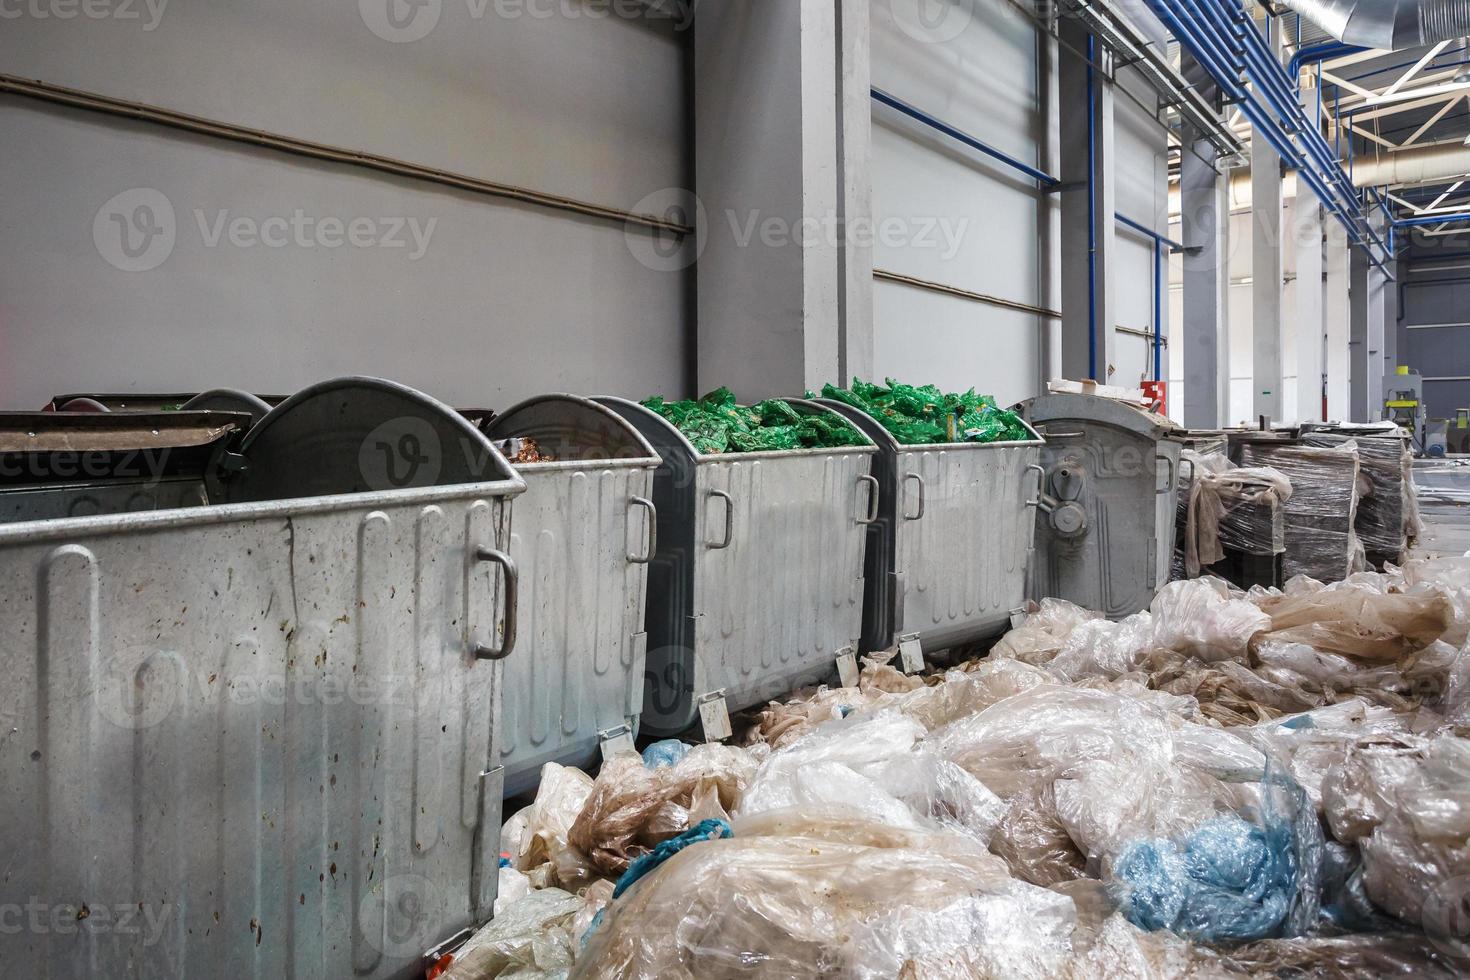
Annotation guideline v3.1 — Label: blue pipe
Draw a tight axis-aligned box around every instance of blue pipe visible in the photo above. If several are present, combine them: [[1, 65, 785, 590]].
[[1087, 34, 1098, 382], [1288, 41, 1366, 81], [1395, 212, 1470, 228], [1155, 0, 1394, 274], [1115, 212, 1185, 251], [870, 87, 1059, 187]]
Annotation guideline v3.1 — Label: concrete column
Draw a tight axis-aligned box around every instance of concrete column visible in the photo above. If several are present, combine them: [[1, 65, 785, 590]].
[[1251, 146, 1284, 422], [1290, 197, 1325, 424], [693, 0, 871, 399], [1382, 260, 1400, 379], [1349, 245, 1387, 422], [1249, 20, 1286, 422], [837, 0, 874, 384], [1059, 19, 1116, 384], [1324, 220, 1351, 421]]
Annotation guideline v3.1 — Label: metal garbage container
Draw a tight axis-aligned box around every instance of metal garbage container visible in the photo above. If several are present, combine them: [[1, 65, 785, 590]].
[[481, 395, 661, 796], [816, 398, 1045, 665], [598, 397, 876, 739], [0, 377, 524, 980], [1017, 392, 1185, 619]]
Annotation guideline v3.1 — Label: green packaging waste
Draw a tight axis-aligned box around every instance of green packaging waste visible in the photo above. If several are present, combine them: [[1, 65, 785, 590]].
[[816, 378, 1031, 446], [641, 388, 865, 455]]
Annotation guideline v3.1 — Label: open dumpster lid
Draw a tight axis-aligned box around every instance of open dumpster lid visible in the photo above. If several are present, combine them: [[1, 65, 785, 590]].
[[0, 411, 249, 487], [219, 376, 518, 503]]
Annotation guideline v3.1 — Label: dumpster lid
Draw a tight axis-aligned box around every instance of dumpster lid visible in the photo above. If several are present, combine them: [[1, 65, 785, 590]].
[[219, 376, 517, 503], [0, 411, 248, 487], [46, 391, 287, 413], [180, 389, 274, 426], [482, 394, 660, 468], [0, 411, 247, 454], [1018, 392, 1182, 442]]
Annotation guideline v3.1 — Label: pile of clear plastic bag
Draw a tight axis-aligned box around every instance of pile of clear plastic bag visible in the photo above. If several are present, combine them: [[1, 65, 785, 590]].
[[481, 553, 1470, 978], [573, 811, 1078, 980]]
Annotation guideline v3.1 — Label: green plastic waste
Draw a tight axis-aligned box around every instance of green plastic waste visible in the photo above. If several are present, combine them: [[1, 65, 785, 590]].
[[642, 388, 865, 455], [815, 378, 1032, 446]]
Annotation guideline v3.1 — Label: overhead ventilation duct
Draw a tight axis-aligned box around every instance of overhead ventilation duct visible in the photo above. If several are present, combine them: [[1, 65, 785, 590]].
[[1168, 140, 1470, 212], [1282, 0, 1470, 50]]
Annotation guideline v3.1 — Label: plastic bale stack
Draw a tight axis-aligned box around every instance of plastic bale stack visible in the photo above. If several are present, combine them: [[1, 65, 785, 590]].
[[1173, 450, 1290, 589], [1235, 440, 1364, 584], [1299, 426, 1419, 569]]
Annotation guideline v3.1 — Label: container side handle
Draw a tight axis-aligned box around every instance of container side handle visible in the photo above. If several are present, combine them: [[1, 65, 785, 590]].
[[857, 475, 880, 525], [628, 496, 657, 564], [473, 547, 518, 661], [707, 489, 734, 549], [1155, 453, 1176, 496], [902, 472, 926, 521], [1024, 463, 1055, 513]]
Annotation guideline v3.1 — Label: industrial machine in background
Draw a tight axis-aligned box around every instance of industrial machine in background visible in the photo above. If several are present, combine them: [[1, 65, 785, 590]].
[[1383, 366, 1427, 450]]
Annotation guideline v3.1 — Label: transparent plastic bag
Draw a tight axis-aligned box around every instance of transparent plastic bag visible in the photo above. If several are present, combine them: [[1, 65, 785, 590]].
[[567, 743, 760, 880], [1356, 735, 1470, 923], [1148, 579, 1271, 664], [573, 813, 1076, 980], [506, 763, 596, 879], [442, 888, 584, 980], [991, 598, 1104, 666], [1254, 585, 1454, 661], [737, 711, 1007, 848]]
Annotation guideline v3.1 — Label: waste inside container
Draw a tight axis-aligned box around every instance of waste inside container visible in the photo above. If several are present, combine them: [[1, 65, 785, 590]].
[[598, 396, 876, 738], [481, 395, 661, 796], [815, 397, 1045, 666], [0, 408, 248, 523], [0, 376, 524, 980], [1017, 390, 1185, 619]]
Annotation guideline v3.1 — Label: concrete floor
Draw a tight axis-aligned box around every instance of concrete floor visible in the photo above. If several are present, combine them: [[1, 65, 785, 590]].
[[1411, 459, 1470, 559]]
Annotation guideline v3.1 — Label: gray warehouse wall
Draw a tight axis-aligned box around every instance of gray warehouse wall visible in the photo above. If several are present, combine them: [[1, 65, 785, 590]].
[[0, 0, 690, 409], [868, 2, 1168, 406], [1400, 260, 1470, 417], [869, 0, 1046, 407]]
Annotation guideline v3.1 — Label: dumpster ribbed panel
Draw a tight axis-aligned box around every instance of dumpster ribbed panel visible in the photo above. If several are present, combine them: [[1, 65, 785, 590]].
[[498, 465, 653, 790], [693, 452, 868, 713], [0, 491, 512, 980], [894, 444, 1039, 650]]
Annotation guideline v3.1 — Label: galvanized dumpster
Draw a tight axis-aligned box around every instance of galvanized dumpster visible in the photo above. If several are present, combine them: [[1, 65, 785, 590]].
[[1018, 392, 1185, 619], [816, 399, 1045, 662], [598, 397, 876, 738], [0, 377, 524, 980], [482, 395, 660, 796]]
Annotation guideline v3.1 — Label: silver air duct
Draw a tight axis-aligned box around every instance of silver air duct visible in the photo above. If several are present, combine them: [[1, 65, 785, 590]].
[[1283, 0, 1470, 49]]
